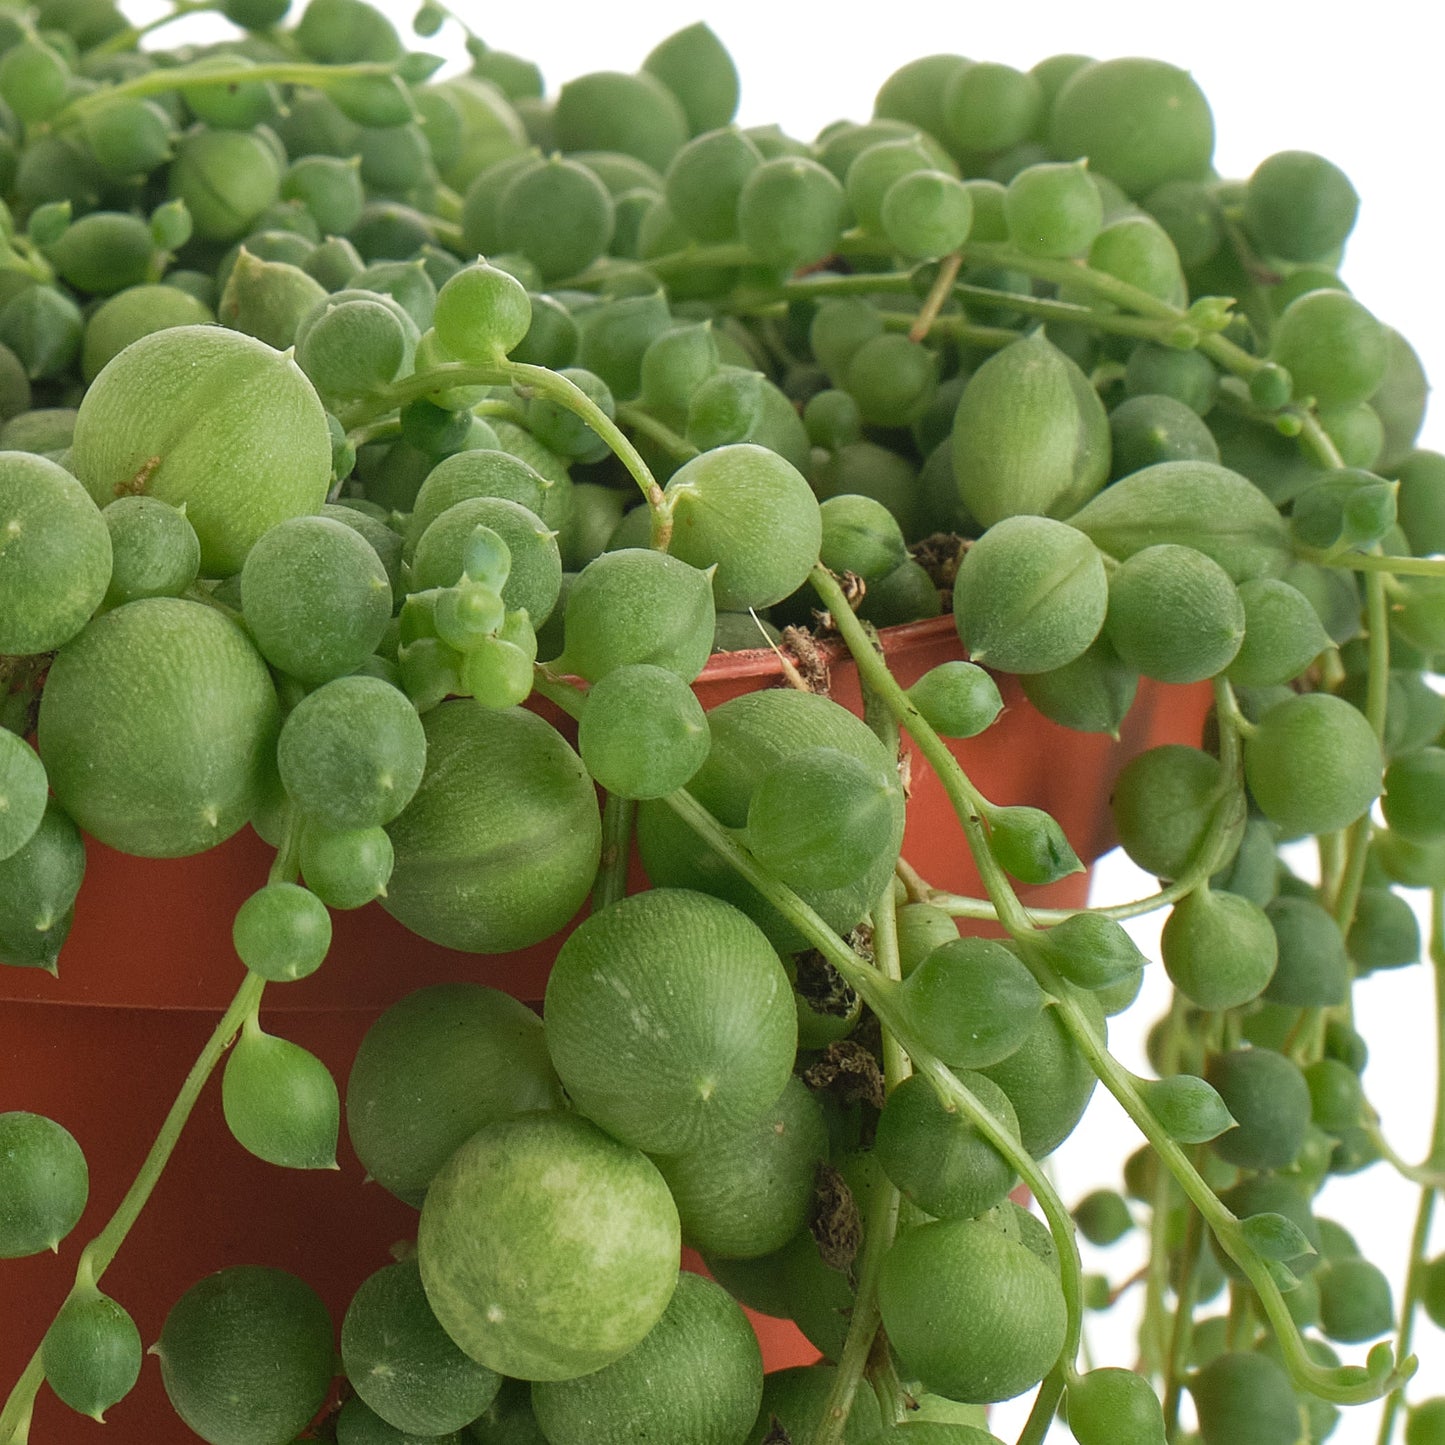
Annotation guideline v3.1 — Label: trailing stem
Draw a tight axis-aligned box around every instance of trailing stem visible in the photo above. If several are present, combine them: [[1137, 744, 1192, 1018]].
[[1376, 887, 1445, 1445], [808, 565, 1414, 1405], [340, 360, 672, 548], [810, 882, 908, 1445], [0, 972, 266, 1443], [0, 819, 308, 1439], [662, 789, 1089, 1433]]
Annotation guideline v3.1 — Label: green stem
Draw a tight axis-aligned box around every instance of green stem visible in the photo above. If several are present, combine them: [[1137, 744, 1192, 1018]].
[[1360, 1114, 1445, 1190], [1378, 1192, 1435, 1445], [1328, 570, 1390, 932], [1014, 1368, 1068, 1445], [867, 1348, 910, 1426], [269, 806, 302, 886], [923, 874, 1196, 926], [855, 677, 911, 1090], [1377, 887, 1445, 1445], [1213, 676, 1257, 741], [431, 183, 465, 225], [953, 239, 1354, 440], [918, 1041, 1088, 1376], [758, 269, 1185, 347], [804, 574, 1408, 1400], [346, 418, 403, 449], [341, 361, 671, 547], [1051, 989, 1411, 1403], [1162, 1201, 1206, 1440], [1425, 890, 1445, 1178], [84, 0, 220, 57], [805, 670, 913, 1445], [880, 311, 1022, 351], [0, 971, 267, 1443], [592, 792, 636, 913], [502, 367, 661, 531], [806, 570, 1398, 1390], [615, 402, 700, 464], [0, 819, 299, 1439], [1299, 412, 1348, 471], [665, 763, 1409, 1400], [82, 969, 266, 1278], [808, 565, 1035, 940], [947, 284, 1178, 340], [1318, 832, 1346, 909], [586, 241, 752, 286], [958, 242, 1183, 324], [1299, 547, 1445, 579], [416, 218, 463, 252], [909, 250, 961, 342], [472, 398, 530, 429], [809, 1165, 901, 1445], [0, 1365, 36, 1445], [660, 789, 1088, 1404], [52, 59, 405, 128], [1226, 1283, 1256, 1350], [1143, 1094, 1183, 1376], [883, 678, 1240, 938], [811, 884, 911, 1445], [872, 882, 912, 1092]]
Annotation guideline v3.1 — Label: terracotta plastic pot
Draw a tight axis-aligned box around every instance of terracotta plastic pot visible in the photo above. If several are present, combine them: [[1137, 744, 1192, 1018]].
[[0, 617, 1211, 1439]]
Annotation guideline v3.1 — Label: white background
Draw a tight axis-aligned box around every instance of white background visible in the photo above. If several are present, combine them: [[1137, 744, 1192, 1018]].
[[156, 0, 1445, 1436]]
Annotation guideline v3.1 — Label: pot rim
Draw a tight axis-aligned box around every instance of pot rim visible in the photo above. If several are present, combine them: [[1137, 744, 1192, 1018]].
[[699, 612, 958, 680]]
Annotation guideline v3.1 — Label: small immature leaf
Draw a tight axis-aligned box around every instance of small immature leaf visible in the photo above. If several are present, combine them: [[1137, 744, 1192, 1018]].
[[986, 804, 1084, 885], [433, 580, 506, 651], [149, 199, 192, 252], [1240, 1210, 1318, 1263], [460, 635, 534, 709], [1141, 1074, 1235, 1144], [1248, 361, 1292, 410], [1290, 470, 1396, 552], [462, 524, 512, 590], [1367, 1341, 1396, 1379], [231, 882, 332, 983], [1261, 1257, 1302, 1292], [28, 201, 71, 249]]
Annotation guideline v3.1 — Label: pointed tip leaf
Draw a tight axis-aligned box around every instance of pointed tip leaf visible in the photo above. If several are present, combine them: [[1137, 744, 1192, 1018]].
[[1240, 1210, 1317, 1264], [1141, 1073, 1236, 1144]]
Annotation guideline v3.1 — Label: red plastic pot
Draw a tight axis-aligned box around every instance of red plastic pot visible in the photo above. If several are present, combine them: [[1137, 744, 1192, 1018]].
[[0, 617, 1210, 1440]]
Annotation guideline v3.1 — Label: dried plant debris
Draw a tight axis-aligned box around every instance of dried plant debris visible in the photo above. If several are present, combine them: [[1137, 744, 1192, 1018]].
[[802, 1040, 886, 1112], [809, 1159, 863, 1274]]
